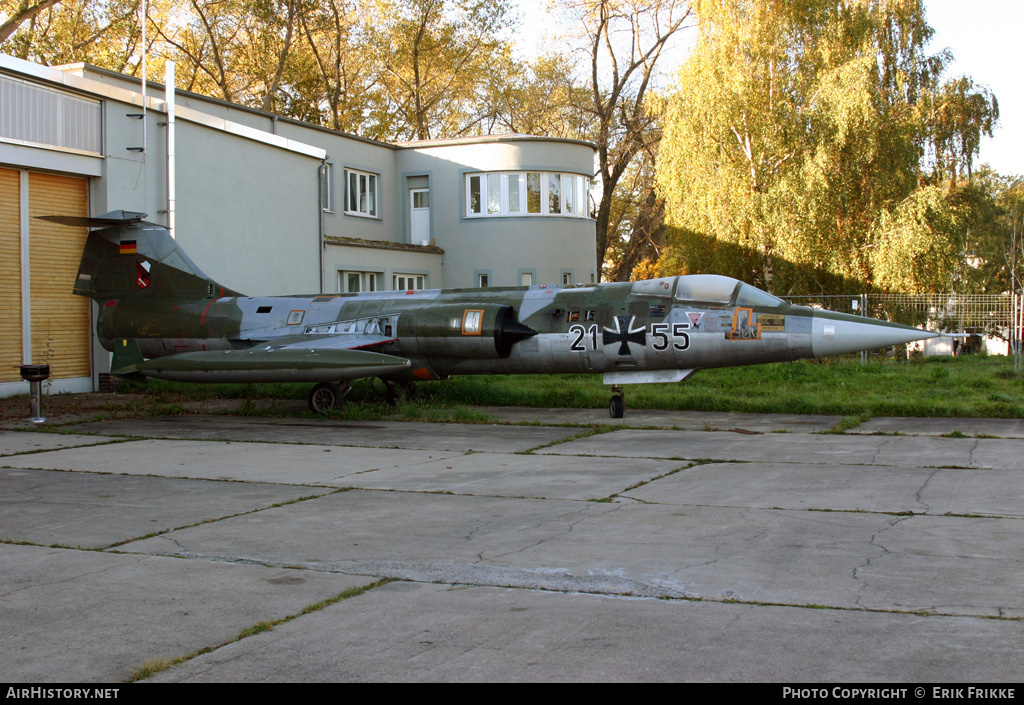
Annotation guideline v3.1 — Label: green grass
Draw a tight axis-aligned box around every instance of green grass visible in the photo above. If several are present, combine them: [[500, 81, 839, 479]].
[[113, 354, 1024, 419]]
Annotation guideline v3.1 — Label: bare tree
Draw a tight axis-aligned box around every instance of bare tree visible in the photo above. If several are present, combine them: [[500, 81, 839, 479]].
[[567, 0, 691, 278]]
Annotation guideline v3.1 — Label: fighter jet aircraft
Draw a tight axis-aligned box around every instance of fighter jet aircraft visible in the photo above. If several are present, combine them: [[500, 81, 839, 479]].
[[48, 210, 936, 417]]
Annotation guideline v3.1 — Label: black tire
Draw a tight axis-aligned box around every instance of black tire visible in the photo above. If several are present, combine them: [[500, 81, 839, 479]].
[[308, 382, 343, 413], [609, 394, 625, 418]]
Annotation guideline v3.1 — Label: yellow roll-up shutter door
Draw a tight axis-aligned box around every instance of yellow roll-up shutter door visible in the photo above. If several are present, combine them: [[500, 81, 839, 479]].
[[28, 172, 91, 380], [0, 168, 22, 383]]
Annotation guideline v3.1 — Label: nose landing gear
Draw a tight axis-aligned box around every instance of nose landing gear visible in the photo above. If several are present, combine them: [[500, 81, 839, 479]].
[[609, 385, 625, 418]]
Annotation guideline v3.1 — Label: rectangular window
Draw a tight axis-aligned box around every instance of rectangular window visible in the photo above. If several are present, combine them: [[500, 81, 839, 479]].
[[487, 175, 502, 214], [468, 175, 482, 214], [394, 274, 425, 291], [521, 272, 533, 286], [345, 169, 378, 217], [464, 171, 591, 218], [478, 273, 489, 288], [527, 172, 542, 214], [339, 271, 380, 293], [321, 164, 334, 212], [548, 173, 561, 214], [507, 174, 521, 213]]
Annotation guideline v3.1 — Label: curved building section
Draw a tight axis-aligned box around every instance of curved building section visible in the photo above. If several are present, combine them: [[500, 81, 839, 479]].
[[395, 136, 598, 289]]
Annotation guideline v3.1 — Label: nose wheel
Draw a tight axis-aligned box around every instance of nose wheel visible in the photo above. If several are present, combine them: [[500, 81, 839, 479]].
[[609, 386, 625, 418]]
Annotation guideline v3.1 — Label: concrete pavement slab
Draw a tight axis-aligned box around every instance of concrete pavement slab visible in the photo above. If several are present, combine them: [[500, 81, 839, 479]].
[[147, 581, 1024, 683], [0, 467, 330, 548], [2, 439, 679, 501], [851, 417, 1024, 438], [2, 439, 463, 486], [119, 490, 1023, 618], [6, 413, 1024, 682], [625, 462, 1024, 517], [335, 452, 685, 500], [1, 430, 126, 456], [479, 407, 843, 432], [538, 428, 1024, 468], [0, 543, 375, 683], [66, 416, 578, 452]]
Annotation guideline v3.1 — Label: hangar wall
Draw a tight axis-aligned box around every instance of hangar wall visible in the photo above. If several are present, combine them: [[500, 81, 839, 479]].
[[0, 53, 598, 395]]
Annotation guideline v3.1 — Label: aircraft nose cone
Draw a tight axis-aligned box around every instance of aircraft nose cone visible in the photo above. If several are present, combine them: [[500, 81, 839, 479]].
[[811, 312, 937, 358]]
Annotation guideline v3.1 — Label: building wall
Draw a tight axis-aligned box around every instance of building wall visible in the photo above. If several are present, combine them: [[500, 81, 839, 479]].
[[0, 54, 598, 396], [171, 122, 321, 296], [325, 244, 443, 293], [396, 138, 598, 288]]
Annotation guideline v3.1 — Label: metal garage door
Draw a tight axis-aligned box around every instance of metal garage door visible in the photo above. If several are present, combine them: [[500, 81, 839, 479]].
[[0, 167, 90, 387]]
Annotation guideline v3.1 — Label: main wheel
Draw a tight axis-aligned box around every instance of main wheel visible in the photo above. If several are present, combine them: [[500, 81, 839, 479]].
[[609, 394, 625, 418], [308, 382, 344, 413]]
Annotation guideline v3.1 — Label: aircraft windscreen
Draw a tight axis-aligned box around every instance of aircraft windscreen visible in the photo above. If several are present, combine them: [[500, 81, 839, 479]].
[[674, 274, 739, 303], [736, 284, 784, 308]]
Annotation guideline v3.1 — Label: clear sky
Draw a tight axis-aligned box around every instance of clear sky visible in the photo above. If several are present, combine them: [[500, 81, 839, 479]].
[[926, 0, 1022, 177], [512, 0, 1022, 178]]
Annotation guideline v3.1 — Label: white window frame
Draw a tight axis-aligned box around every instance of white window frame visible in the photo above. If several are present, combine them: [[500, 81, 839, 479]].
[[345, 168, 379, 218], [394, 274, 426, 291], [465, 171, 592, 219], [321, 163, 334, 213], [339, 270, 380, 293]]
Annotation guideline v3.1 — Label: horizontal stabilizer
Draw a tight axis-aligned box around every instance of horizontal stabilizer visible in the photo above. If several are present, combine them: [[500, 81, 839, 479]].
[[38, 210, 151, 229]]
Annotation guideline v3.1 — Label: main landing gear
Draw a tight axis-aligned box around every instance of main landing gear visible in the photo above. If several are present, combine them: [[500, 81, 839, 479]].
[[307, 381, 351, 413], [308, 379, 419, 413], [609, 385, 625, 418], [383, 379, 418, 405]]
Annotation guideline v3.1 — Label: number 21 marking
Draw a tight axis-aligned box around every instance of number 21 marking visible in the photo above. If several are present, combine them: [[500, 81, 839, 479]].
[[569, 324, 599, 351]]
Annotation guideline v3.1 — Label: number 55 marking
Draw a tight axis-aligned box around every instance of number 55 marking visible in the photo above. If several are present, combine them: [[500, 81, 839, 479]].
[[651, 322, 690, 351]]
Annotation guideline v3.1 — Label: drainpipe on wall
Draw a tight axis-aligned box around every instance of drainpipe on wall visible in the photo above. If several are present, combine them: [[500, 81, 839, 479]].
[[165, 60, 175, 238], [318, 160, 327, 294]]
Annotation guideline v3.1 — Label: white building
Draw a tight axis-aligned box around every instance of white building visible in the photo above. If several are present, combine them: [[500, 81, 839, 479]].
[[0, 55, 597, 396]]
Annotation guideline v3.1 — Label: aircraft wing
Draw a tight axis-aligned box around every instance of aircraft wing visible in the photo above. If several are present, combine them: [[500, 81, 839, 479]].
[[112, 333, 410, 381]]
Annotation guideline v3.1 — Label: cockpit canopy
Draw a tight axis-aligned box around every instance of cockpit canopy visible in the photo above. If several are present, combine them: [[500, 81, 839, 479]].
[[671, 274, 784, 308]]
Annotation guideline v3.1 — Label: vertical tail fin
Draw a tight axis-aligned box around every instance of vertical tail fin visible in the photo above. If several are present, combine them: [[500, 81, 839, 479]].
[[41, 210, 243, 300]]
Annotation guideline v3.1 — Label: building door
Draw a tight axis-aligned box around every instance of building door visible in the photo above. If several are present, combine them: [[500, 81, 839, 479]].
[[0, 168, 90, 393], [410, 189, 430, 245]]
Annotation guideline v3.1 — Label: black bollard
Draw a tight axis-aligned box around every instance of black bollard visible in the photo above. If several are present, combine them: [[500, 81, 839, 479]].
[[19, 364, 50, 424]]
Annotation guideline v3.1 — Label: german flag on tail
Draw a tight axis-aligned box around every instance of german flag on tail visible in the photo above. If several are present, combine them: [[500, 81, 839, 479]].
[[119, 240, 137, 255]]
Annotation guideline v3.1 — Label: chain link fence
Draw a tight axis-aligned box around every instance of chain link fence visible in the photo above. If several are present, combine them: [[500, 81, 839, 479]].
[[781, 293, 1024, 366]]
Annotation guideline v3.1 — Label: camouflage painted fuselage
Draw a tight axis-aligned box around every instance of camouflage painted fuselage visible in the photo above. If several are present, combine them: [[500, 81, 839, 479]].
[[95, 275, 923, 385], [63, 212, 932, 386]]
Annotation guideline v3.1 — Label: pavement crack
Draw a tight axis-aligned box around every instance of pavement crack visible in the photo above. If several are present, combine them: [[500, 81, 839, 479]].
[[474, 503, 620, 564], [852, 514, 912, 610], [914, 468, 939, 513], [0, 553, 147, 598], [968, 439, 980, 468]]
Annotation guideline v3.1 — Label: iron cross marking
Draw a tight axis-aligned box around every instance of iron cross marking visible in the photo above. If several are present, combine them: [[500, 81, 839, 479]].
[[603, 315, 646, 355]]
